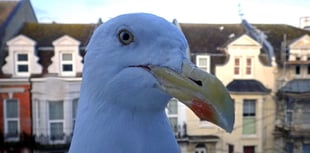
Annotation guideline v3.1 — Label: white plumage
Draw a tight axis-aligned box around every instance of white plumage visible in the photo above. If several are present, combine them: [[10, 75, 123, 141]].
[[69, 13, 234, 153]]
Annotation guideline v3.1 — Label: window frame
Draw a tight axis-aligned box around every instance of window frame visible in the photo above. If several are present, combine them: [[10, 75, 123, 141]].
[[14, 52, 30, 76], [166, 98, 179, 134], [243, 146, 255, 153], [242, 99, 257, 135], [3, 98, 20, 141], [48, 100, 65, 143], [285, 110, 293, 127], [196, 55, 210, 73], [60, 51, 75, 76], [228, 144, 234, 153], [195, 143, 207, 153]]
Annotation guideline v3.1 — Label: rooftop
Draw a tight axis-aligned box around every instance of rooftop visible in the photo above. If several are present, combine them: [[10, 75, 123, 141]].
[[180, 23, 310, 65], [0, 0, 19, 27], [226, 79, 271, 93], [18, 23, 97, 47], [280, 79, 310, 93]]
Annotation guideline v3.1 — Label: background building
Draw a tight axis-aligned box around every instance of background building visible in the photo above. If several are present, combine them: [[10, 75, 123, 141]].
[[1, 0, 310, 153]]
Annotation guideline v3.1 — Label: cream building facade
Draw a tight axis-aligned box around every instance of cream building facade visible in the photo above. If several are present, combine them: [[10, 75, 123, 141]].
[[185, 34, 276, 153]]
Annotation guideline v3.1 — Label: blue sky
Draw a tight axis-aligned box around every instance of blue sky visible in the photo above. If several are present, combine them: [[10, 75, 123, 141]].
[[31, 0, 310, 27]]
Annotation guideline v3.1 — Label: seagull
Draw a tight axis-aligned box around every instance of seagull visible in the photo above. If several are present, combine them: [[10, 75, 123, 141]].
[[69, 13, 234, 153]]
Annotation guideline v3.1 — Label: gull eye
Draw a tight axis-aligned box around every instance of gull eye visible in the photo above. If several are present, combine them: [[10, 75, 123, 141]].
[[118, 29, 134, 45]]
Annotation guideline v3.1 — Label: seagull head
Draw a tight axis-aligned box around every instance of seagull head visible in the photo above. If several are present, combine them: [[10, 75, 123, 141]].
[[82, 13, 234, 132]]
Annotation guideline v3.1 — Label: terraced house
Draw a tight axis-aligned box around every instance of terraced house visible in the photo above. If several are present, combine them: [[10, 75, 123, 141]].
[[0, 0, 37, 152], [1, 13, 97, 153], [177, 22, 310, 153], [1, 0, 310, 153]]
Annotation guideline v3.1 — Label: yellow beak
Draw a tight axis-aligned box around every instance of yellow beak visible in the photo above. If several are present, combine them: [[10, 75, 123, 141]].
[[149, 60, 234, 132]]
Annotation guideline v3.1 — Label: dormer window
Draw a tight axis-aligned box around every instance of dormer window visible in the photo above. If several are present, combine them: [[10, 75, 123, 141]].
[[50, 35, 82, 77], [3, 35, 41, 77], [15, 52, 29, 75], [60, 52, 74, 75]]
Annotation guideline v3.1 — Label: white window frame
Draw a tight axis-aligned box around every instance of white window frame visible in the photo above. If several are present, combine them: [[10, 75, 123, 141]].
[[48, 100, 65, 143], [3, 99, 20, 141], [166, 98, 179, 134], [196, 55, 210, 73], [14, 52, 30, 76], [60, 51, 75, 76]]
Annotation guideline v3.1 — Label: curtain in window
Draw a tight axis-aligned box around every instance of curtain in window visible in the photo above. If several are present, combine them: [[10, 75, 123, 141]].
[[49, 101, 64, 120], [243, 100, 256, 135]]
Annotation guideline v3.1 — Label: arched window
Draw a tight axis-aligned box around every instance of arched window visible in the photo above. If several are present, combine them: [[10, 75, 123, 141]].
[[195, 143, 207, 153]]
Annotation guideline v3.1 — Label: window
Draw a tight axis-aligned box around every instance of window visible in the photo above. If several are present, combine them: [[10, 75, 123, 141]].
[[196, 55, 210, 72], [243, 100, 256, 135], [48, 101, 64, 141], [243, 146, 255, 153], [228, 144, 234, 153], [303, 144, 310, 153], [286, 142, 293, 153], [285, 101, 294, 127], [301, 102, 310, 125], [166, 99, 178, 134], [286, 111, 293, 126], [72, 98, 79, 130], [4, 99, 19, 141], [60, 52, 74, 75], [234, 57, 240, 75], [295, 65, 300, 75], [195, 143, 207, 153], [246, 57, 253, 75], [15, 53, 29, 75], [307, 65, 310, 75]]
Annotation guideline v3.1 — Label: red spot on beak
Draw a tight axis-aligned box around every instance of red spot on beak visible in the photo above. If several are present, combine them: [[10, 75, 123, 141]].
[[189, 97, 217, 123]]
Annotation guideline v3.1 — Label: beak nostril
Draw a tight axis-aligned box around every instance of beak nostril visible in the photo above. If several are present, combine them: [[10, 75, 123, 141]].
[[188, 77, 203, 86]]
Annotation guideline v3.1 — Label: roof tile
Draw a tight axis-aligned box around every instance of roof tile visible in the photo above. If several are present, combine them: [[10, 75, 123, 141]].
[[227, 79, 271, 93], [18, 23, 97, 47]]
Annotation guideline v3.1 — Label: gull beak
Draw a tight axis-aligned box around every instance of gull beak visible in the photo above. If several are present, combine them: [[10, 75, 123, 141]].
[[149, 60, 234, 132]]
